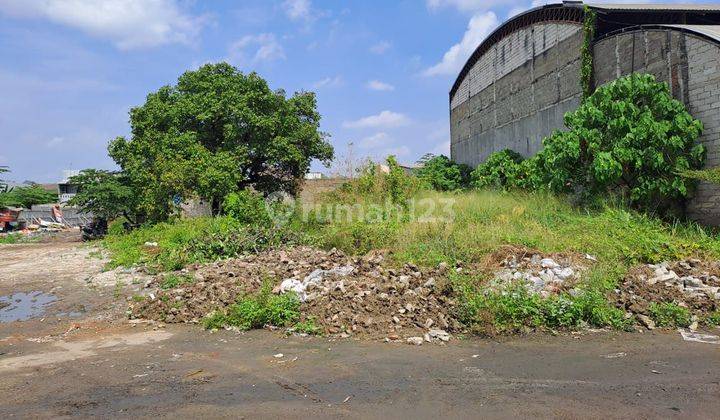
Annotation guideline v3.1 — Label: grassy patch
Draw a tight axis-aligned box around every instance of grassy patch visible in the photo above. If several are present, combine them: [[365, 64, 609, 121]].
[[103, 216, 304, 272], [705, 311, 720, 326], [0, 233, 22, 244], [648, 302, 691, 328], [456, 279, 630, 335], [202, 284, 301, 331], [159, 273, 193, 290]]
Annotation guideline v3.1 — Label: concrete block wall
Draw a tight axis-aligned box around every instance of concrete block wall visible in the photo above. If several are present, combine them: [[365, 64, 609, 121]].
[[593, 30, 720, 225], [450, 22, 583, 168]]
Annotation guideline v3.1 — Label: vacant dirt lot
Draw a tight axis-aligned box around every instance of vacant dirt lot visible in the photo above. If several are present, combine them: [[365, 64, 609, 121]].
[[1, 240, 720, 418]]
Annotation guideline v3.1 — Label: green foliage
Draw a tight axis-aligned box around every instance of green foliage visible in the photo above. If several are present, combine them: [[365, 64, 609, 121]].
[[0, 233, 22, 244], [222, 189, 272, 226], [386, 155, 413, 205], [103, 216, 304, 272], [705, 311, 720, 326], [471, 149, 525, 189], [327, 156, 422, 206], [415, 154, 471, 191], [458, 283, 629, 334], [160, 273, 193, 290], [545, 74, 704, 211], [68, 169, 141, 222], [291, 317, 322, 335], [581, 6, 596, 100], [202, 284, 301, 330], [648, 302, 691, 327], [108, 62, 334, 223], [682, 167, 720, 185], [0, 185, 57, 208], [471, 74, 706, 215]]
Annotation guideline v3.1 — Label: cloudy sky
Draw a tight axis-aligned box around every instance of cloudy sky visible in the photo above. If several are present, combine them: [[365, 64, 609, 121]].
[[0, 0, 706, 182]]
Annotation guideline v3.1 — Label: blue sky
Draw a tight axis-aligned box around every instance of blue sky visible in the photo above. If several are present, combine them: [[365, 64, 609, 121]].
[[0, 0, 703, 182]]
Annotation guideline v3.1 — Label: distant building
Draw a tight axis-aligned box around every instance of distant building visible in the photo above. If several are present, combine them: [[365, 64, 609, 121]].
[[304, 172, 323, 180]]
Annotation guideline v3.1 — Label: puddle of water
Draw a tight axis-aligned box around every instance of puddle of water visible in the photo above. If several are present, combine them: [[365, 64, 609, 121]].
[[0, 291, 58, 322]]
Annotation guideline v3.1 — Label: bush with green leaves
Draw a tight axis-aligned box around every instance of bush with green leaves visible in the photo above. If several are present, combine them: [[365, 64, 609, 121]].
[[222, 189, 272, 226], [202, 284, 301, 330], [648, 302, 691, 328], [471, 74, 706, 215], [415, 154, 471, 191], [0, 185, 57, 208], [471, 149, 525, 190]]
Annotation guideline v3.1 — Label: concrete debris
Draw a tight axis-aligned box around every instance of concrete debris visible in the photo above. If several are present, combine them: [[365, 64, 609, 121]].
[[678, 329, 720, 345], [491, 249, 586, 297], [279, 265, 355, 302], [406, 336, 424, 346], [617, 259, 720, 326], [130, 246, 460, 341]]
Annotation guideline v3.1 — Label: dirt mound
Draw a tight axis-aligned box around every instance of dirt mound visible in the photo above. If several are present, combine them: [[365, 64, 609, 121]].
[[616, 259, 720, 320], [129, 247, 459, 341]]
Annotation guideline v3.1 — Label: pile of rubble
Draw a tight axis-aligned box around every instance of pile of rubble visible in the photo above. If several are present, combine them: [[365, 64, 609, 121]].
[[129, 246, 459, 342], [489, 248, 589, 297], [616, 259, 720, 324]]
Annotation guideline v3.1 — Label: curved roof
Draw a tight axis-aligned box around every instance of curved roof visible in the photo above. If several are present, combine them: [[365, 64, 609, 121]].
[[449, 3, 582, 101], [449, 1, 720, 102]]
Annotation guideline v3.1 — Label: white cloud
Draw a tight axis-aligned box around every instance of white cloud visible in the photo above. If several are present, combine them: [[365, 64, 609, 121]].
[[424, 11, 499, 76], [366, 80, 395, 91], [312, 75, 343, 89], [0, 0, 205, 50], [282, 0, 313, 22], [46, 136, 64, 148], [427, 0, 525, 13], [228, 33, 285, 66], [343, 111, 410, 129], [369, 40, 391, 54], [359, 132, 390, 149]]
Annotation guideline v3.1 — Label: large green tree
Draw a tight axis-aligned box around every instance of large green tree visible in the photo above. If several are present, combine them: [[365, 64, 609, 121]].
[[68, 169, 141, 223], [109, 63, 333, 221]]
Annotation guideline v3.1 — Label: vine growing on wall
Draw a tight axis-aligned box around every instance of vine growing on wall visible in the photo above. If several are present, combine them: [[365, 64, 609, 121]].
[[581, 6, 597, 100]]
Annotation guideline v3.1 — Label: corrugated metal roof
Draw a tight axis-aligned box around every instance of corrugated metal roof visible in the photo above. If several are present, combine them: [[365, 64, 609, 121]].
[[588, 3, 720, 12]]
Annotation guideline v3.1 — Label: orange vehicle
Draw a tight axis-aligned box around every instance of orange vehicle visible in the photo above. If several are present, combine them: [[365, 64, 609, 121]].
[[0, 208, 20, 231]]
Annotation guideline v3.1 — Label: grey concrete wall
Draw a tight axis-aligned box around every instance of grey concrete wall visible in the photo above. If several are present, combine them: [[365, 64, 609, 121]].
[[594, 30, 720, 225], [450, 22, 583, 168]]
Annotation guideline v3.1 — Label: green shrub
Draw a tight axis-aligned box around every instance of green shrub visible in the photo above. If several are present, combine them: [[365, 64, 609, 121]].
[[103, 216, 305, 271], [415, 154, 471, 191], [471, 149, 525, 190], [648, 302, 691, 327], [471, 74, 706, 215], [202, 284, 301, 330], [458, 281, 630, 334], [705, 311, 720, 326], [222, 189, 272, 226]]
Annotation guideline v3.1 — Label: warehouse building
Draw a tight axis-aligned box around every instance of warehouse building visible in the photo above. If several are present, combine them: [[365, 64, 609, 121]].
[[449, 2, 720, 224]]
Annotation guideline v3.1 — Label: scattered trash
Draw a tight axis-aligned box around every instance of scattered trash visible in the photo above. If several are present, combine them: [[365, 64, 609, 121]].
[[273, 353, 284, 358], [651, 370, 662, 374], [342, 395, 352, 403], [144, 242, 159, 247], [602, 352, 627, 359], [679, 329, 720, 345]]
